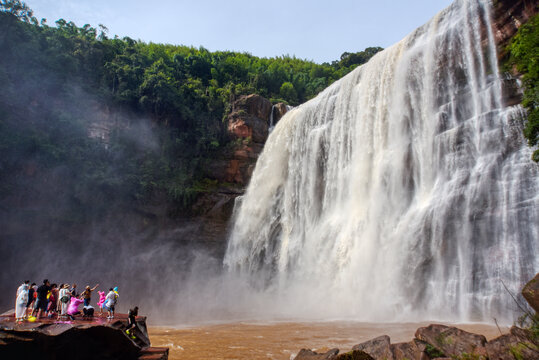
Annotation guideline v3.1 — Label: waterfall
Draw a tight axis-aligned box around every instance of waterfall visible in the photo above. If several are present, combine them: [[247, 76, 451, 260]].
[[224, 0, 539, 322], [269, 104, 294, 133]]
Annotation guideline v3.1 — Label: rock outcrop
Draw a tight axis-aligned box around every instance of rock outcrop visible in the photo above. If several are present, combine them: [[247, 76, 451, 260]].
[[227, 94, 272, 143], [206, 94, 289, 186], [491, 0, 537, 58], [184, 94, 290, 258], [492, 0, 537, 107], [271, 102, 290, 127], [0, 311, 168, 360]]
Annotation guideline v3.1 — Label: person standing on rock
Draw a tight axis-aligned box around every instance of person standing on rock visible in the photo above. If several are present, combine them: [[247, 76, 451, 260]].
[[58, 284, 70, 319], [32, 279, 51, 319], [125, 306, 139, 339], [80, 284, 99, 306], [70, 283, 78, 297], [47, 283, 59, 318], [15, 281, 29, 322], [104, 288, 118, 319], [26, 282, 36, 318]]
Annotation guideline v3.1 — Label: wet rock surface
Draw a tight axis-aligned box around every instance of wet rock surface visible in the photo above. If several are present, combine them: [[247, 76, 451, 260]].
[[0, 311, 168, 360]]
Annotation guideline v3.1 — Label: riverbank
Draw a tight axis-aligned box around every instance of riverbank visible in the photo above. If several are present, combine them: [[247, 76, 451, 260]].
[[149, 321, 506, 360]]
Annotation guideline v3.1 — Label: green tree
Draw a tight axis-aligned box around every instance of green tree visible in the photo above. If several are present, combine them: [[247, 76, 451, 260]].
[[279, 81, 298, 104]]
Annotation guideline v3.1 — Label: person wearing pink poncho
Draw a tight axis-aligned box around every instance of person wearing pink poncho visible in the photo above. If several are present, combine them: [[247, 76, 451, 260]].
[[97, 291, 106, 314], [66, 297, 83, 320]]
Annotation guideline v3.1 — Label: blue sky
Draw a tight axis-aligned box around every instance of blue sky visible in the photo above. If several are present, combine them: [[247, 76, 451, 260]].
[[26, 0, 453, 63]]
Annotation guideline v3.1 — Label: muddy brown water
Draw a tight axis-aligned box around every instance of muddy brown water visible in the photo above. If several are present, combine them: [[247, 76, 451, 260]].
[[149, 321, 507, 360]]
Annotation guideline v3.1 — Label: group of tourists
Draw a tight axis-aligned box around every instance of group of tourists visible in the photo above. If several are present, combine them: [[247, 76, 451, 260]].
[[15, 279, 119, 322]]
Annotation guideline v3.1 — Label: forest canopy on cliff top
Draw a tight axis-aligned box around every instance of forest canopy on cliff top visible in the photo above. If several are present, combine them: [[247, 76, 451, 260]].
[[0, 1, 382, 224]]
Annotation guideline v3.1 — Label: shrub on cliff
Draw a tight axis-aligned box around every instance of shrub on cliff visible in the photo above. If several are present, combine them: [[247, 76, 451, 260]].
[[508, 14, 539, 162]]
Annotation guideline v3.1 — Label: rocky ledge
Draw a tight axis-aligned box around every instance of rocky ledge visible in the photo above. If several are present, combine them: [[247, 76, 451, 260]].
[[0, 311, 168, 360]]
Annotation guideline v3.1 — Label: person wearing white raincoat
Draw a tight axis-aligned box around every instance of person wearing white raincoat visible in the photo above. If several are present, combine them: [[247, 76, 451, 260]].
[[15, 281, 29, 321]]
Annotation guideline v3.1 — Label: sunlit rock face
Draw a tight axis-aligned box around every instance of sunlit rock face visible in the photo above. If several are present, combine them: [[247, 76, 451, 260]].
[[224, 0, 539, 322]]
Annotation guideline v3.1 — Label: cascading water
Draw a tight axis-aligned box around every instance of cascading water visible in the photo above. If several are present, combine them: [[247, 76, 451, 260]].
[[269, 104, 294, 132], [224, 0, 539, 322]]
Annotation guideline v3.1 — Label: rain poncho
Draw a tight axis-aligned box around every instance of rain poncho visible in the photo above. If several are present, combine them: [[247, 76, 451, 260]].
[[97, 291, 106, 310], [15, 283, 29, 319], [67, 297, 83, 316]]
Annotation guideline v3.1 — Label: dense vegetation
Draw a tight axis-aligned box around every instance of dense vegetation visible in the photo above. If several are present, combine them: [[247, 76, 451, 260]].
[[508, 13, 539, 162], [0, 0, 382, 222]]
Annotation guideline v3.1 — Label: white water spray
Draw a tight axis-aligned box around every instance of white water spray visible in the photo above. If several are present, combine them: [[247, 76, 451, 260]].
[[224, 0, 539, 322]]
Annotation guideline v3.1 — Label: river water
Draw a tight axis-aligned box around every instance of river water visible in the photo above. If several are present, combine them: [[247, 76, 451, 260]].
[[149, 321, 504, 360]]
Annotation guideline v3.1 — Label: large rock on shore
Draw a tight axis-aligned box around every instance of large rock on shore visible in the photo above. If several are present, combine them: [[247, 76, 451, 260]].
[[390, 340, 428, 360], [352, 335, 393, 359], [415, 324, 488, 359], [485, 326, 537, 360]]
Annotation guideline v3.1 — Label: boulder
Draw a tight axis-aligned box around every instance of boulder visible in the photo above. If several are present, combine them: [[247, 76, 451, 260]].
[[227, 113, 269, 143], [414, 324, 487, 359], [231, 94, 272, 122], [390, 340, 427, 360], [485, 332, 536, 360], [352, 335, 393, 360], [522, 272, 539, 313], [294, 348, 340, 360], [227, 94, 273, 143]]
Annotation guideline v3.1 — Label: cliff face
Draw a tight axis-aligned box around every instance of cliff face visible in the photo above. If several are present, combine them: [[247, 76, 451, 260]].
[[186, 94, 289, 257], [204, 94, 290, 186], [493, 0, 537, 106], [491, 0, 537, 57]]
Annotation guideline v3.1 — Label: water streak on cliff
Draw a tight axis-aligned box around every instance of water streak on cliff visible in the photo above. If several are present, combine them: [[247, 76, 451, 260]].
[[224, 0, 539, 322]]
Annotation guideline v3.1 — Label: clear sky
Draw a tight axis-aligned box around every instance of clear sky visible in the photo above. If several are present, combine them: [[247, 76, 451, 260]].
[[25, 0, 454, 64]]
